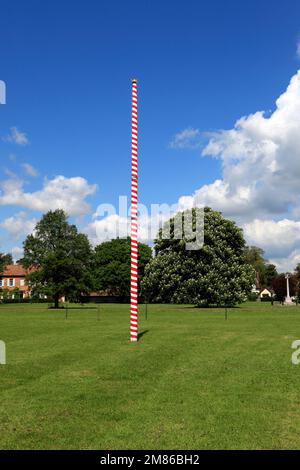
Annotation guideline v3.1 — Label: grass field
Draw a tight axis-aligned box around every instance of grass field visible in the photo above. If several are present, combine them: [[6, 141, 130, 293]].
[[0, 301, 300, 449]]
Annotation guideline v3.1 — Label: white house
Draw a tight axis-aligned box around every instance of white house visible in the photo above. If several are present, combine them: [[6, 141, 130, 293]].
[[259, 288, 274, 299]]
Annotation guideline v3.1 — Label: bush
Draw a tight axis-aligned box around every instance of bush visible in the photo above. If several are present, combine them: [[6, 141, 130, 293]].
[[248, 292, 258, 301]]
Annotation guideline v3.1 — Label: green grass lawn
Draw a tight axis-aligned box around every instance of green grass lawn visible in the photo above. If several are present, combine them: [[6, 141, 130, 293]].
[[0, 301, 300, 449]]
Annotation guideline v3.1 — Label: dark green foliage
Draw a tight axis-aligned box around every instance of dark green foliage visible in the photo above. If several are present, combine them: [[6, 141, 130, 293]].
[[0, 252, 13, 273], [248, 292, 259, 301], [272, 273, 297, 302], [265, 263, 278, 288], [93, 237, 152, 300], [244, 246, 266, 287], [22, 210, 94, 307], [244, 247, 278, 289]]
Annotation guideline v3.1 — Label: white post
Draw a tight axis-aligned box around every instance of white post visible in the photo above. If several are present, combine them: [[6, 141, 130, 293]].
[[285, 273, 293, 305], [0, 340, 6, 364]]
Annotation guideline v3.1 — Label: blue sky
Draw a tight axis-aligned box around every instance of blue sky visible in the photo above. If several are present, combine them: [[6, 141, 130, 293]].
[[1, 0, 300, 269]]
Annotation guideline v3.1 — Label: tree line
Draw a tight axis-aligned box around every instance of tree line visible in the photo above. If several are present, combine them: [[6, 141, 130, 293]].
[[244, 245, 299, 302], [0, 208, 298, 307]]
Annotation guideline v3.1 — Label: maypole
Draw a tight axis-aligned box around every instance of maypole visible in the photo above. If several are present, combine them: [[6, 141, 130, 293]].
[[130, 79, 138, 342]]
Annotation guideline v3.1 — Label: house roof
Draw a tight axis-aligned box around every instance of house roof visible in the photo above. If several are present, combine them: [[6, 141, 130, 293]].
[[1, 264, 35, 277], [260, 287, 275, 294]]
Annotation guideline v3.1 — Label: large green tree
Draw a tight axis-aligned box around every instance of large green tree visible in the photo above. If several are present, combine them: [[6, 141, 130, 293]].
[[22, 210, 93, 307], [142, 207, 254, 306], [93, 237, 152, 300]]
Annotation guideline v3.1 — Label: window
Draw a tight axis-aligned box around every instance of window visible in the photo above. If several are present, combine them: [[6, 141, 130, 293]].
[[0, 279, 3, 287], [8, 278, 14, 287], [20, 279, 25, 287]]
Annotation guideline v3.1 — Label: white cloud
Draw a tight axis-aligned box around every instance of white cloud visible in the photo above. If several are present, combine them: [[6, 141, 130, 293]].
[[244, 219, 300, 258], [242, 217, 300, 271], [172, 70, 300, 270], [0, 211, 37, 239], [84, 208, 173, 246], [3, 127, 29, 146], [179, 70, 300, 223], [85, 215, 130, 245], [85, 213, 160, 246], [269, 249, 300, 273], [0, 175, 97, 216], [22, 163, 38, 177], [169, 127, 201, 149], [11, 246, 24, 262]]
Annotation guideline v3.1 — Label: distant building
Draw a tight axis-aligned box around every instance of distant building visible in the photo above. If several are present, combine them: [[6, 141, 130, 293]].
[[0, 264, 32, 299], [259, 288, 274, 299], [81, 289, 125, 303], [0, 265, 122, 303]]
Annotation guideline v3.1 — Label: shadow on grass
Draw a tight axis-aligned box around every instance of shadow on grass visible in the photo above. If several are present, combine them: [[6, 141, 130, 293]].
[[138, 329, 150, 340], [181, 305, 241, 310]]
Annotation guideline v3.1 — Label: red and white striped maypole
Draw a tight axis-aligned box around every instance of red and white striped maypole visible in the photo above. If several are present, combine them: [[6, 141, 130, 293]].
[[130, 78, 138, 342]]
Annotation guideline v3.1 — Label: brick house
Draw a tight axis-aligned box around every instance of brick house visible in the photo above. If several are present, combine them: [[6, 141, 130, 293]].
[[0, 264, 32, 299]]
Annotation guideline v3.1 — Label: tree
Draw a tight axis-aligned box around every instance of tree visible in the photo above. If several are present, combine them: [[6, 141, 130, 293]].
[[265, 264, 278, 288], [244, 246, 266, 287], [295, 263, 300, 278], [22, 210, 94, 308], [142, 207, 254, 306], [293, 263, 300, 300], [93, 237, 152, 300], [0, 253, 13, 273], [272, 274, 297, 302]]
